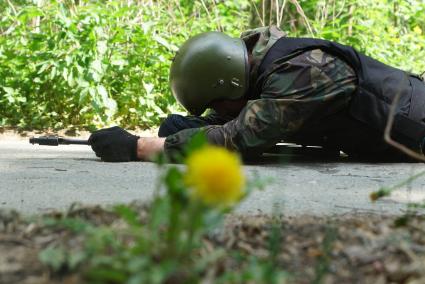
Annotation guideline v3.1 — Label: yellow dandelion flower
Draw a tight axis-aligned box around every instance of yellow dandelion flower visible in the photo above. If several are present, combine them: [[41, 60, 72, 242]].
[[184, 146, 245, 207]]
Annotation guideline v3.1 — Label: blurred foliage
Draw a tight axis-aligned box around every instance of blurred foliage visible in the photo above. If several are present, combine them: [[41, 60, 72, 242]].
[[38, 137, 285, 283], [0, 0, 424, 129], [251, 0, 425, 72], [0, 0, 250, 129]]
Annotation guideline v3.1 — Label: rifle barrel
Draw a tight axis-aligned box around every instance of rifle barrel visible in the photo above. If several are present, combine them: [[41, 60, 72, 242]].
[[60, 138, 89, 145], [29, 136, 89, 146]]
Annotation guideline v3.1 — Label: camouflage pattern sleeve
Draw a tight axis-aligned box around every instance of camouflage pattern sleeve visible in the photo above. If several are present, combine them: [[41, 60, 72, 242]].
[[164, 49, 357, 158], [240, 25, 286, 63], [241, 25, 286, 86], [201, 110, 235, 125]]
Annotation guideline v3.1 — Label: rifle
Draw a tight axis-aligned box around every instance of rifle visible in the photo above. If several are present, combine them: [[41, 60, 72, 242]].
[[29, 135, 89, 146], [29, 135, 340, 158], [266, 144, 341, 158]]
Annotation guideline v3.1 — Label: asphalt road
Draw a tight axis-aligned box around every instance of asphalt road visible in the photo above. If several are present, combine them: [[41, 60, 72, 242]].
[[1, 138, 425, 216]]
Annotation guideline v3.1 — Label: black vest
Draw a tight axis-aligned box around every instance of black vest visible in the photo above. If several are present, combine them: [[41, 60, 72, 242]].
[[253, 37, 425, 150]]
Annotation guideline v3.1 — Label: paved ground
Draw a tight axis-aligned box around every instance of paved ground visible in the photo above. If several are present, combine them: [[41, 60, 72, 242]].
[[1, 137, 425, 216]]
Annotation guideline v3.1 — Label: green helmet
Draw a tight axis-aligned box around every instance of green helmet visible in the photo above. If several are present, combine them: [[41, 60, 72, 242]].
[[170, 31, 248, 115]]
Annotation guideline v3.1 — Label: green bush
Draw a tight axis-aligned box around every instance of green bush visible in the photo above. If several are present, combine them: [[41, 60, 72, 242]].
[[291, 0, 425, 72], [0, 0, 250, 129], [0, 0, 424, 130]]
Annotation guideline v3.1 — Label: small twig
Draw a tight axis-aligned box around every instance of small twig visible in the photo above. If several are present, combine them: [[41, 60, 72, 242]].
[[199, 0, 215, 29], [347, 4, 355, 36], [250, 0, 264, 26], [369, 83, 425, 201], [262, 0, 265, 26], [173, 0, 187, 30], [320, 0, 328, 29], [278, 0, 287, 27], [275, 0, 287, 28], [335, 0, 347, 19], [6, 0, 17, 15], [275, 0, 280, 27], [211, 0, 223, 32], [383, 78, 425, 162], [386, 170, 425, 192], [290, 0, 314, 36], [269, 0, 273, 26]]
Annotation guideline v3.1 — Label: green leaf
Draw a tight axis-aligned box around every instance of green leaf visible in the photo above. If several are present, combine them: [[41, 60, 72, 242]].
[[96, 85, 108, 102], [104, 97, 117, 118], [42, 217, 91, 233], [127, 256, 149, 272], [97, 40, 108, 55], [153, 35, 179, 52], [17, 7, 43, 22], [3, 87, 15, 95], [143, 81, 154, 95], [185, 132, 208, 154], [165, 166, 184, 195], [39, 247, 67, 272], [111, 59, 128, 66], [88, 86, 97, 99], [114, 205, 141, 227], [37, 63, 50, 74], [91, 59, 103, 74], [68, 251, 87, 270], [85, 268, 128, 282]]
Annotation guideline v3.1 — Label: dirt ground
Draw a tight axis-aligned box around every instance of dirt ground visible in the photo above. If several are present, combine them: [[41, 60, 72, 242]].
[[1, 204, 425, 284], [2, 128, 425, 283]]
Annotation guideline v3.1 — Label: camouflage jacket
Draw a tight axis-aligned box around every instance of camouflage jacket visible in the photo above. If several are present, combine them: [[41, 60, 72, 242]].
[[164, 27, 359, 158]]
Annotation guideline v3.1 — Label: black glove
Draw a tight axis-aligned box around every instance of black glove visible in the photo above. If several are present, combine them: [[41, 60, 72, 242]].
[[88, 126, 140, 162]]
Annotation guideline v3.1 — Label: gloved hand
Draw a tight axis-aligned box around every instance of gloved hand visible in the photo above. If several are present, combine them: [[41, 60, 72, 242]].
[[88, 126, 140, 162]]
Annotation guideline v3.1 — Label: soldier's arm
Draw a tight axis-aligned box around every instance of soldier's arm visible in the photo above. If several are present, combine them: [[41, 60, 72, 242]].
[[164, 50, 356, 158], [137, 110, 234, 160], [164, 96, 347, 158], [164, 99, 304, 158], [201, 110, 235, 125], [136, 137, 166, 161]]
